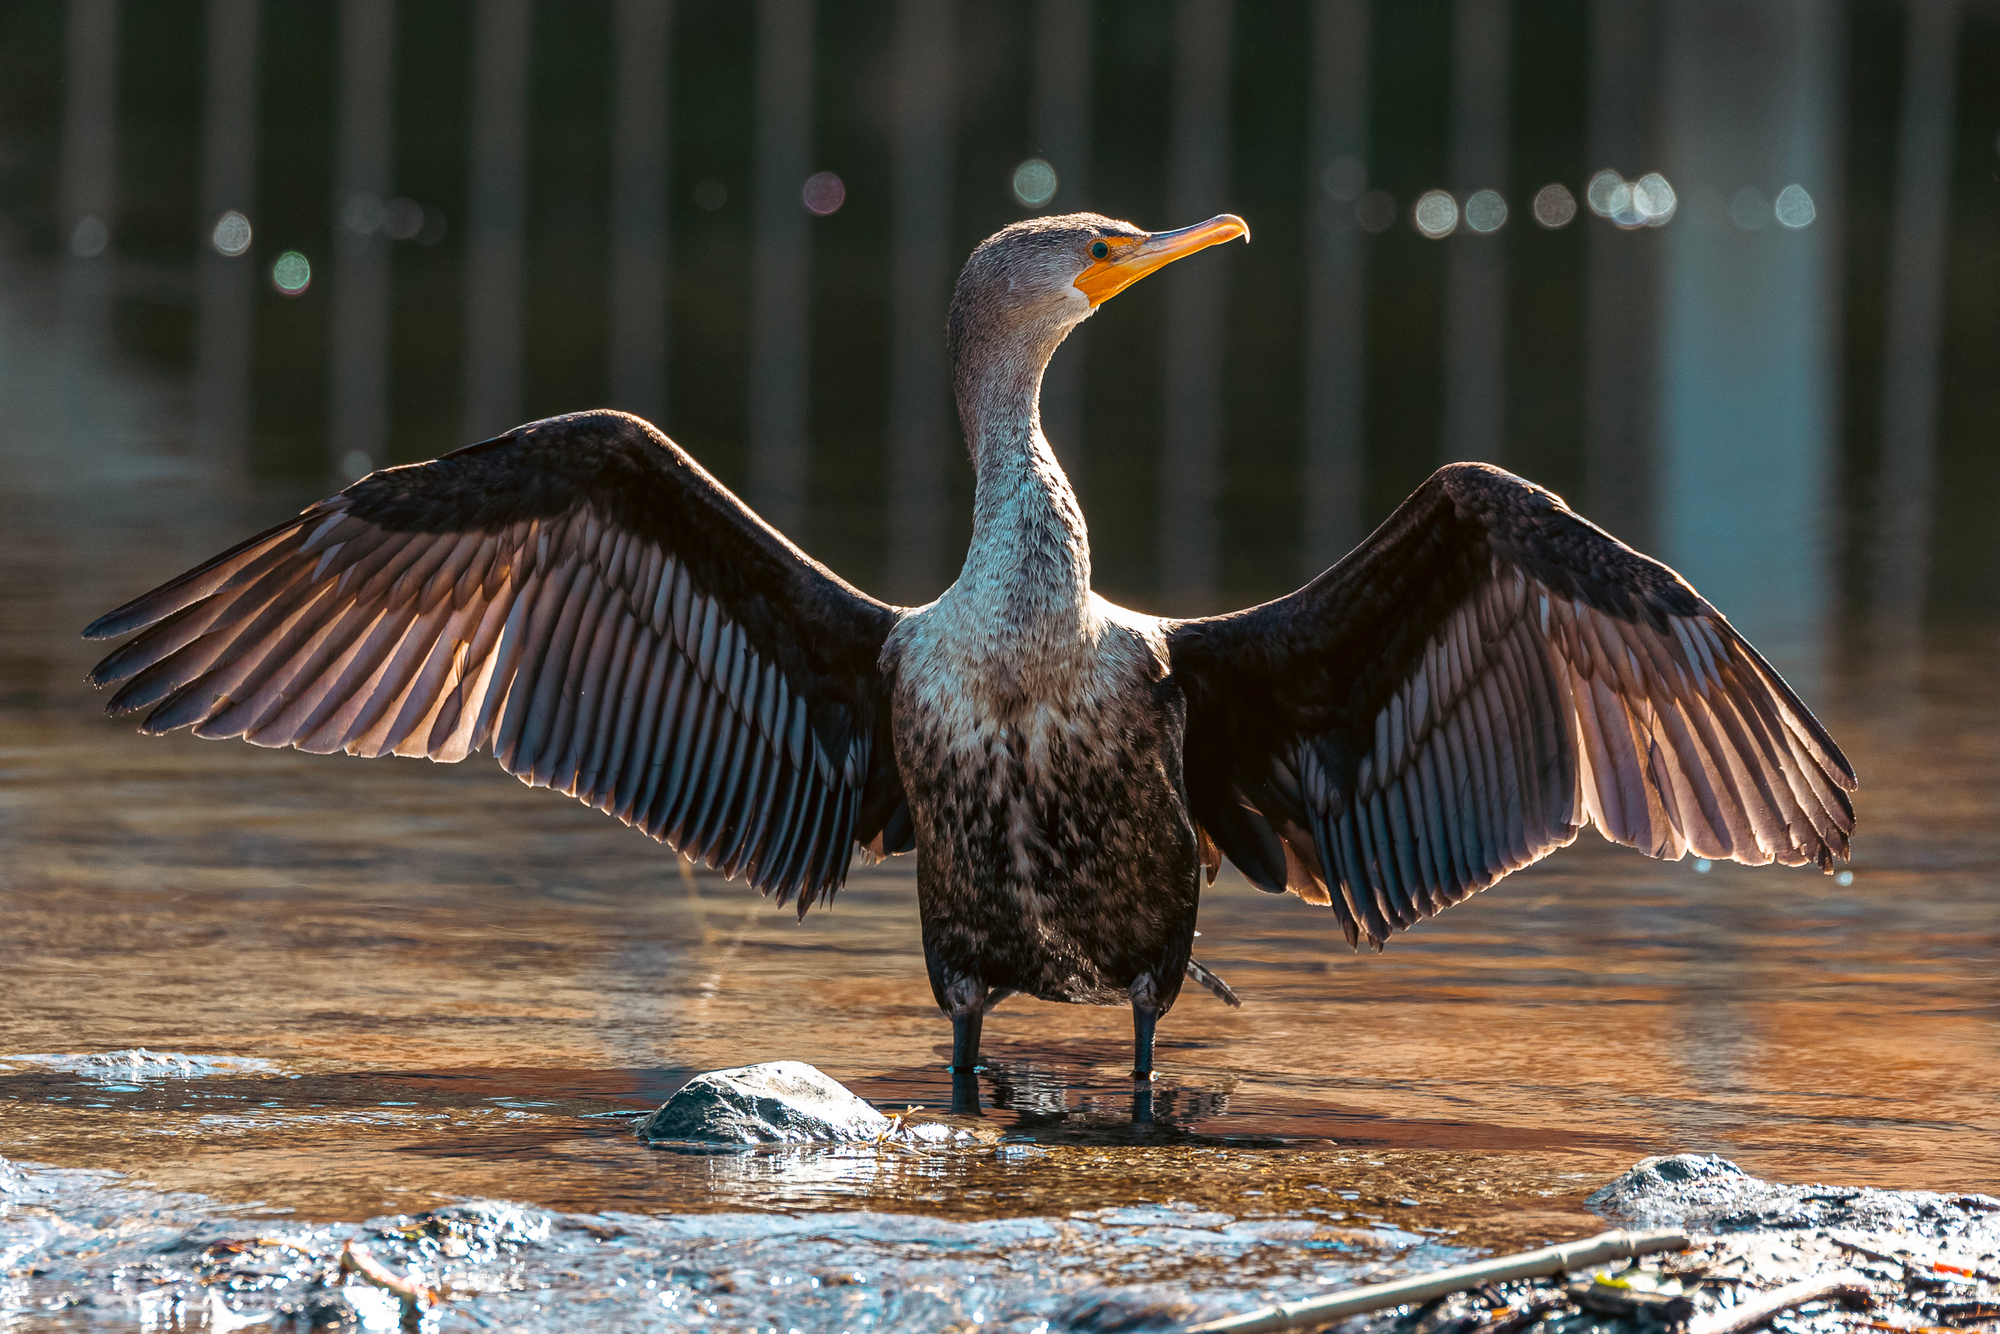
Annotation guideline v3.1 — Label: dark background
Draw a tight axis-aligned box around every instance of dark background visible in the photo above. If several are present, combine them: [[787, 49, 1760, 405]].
[[0, 0, 1994, 651]]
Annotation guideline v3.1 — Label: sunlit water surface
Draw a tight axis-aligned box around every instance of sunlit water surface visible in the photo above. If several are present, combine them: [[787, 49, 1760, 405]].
[[1, 259, 1995, 1330]]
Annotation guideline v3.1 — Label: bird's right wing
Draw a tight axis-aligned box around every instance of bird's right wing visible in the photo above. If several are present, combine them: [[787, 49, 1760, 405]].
[[85, 410, 913, 911], [1166, 463, 1856, 950]]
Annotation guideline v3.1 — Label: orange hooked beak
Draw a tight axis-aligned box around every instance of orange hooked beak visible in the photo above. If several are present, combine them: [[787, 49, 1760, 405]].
[[1072, 214, 1250, 307]]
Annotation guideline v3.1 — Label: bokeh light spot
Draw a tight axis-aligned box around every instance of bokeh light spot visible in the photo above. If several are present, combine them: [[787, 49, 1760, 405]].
[[1322, 155, 1365, 202], [1730, 187, 1771, 230], [1414, 190, 1459, 238], [211, 210, 252, 256], [1532, 183, 1576, 228], [1464, 189, 1507, 233], [1633, 172, 1676, 225], [272, 250, 312, 295], [802, 171, 845, 216], [340, 450, 372, 482], [1610, 183, 1641, 228], [1775, 183, 1816, 228], [1355, 189, 1397, 233], [694, 178, 727, 211], [1011, 158, 1058, 208], [1586, 169, 1625, 217]]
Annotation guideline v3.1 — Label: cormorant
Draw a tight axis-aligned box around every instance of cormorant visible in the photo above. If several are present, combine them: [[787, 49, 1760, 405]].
[[85, 212, 1856, 1094]]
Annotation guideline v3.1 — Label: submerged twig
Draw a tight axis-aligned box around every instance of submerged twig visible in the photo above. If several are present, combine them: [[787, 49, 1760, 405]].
[[1184, 1228, 1692, 1334]]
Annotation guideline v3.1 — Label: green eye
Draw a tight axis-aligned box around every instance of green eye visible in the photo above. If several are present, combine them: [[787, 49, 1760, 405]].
[[1091, 241, 1109, 259]]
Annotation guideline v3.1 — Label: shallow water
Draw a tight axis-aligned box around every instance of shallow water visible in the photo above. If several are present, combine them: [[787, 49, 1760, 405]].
[[2, 256, 1997, 1329]]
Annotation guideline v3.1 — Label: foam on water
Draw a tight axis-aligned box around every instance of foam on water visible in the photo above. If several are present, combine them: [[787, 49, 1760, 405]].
[[0, 1050, 284, 1083]]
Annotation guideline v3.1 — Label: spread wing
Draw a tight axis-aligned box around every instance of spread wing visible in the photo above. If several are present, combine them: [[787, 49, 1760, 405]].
[[1167, 463, 1856, 949], [85, 409, 913, 911]]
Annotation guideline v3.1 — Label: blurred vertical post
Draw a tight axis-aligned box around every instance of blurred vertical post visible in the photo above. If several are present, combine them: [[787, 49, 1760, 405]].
[[610, 0, 671, 425], [1582, 0, 1658, 547], [1870, 0, 1960, 685], [1441, 0, 1509, 466], [58, 0, 118, 368], [461, 0, 530, 442], [330, 0, 395, 480], [1031, 0, 1092, 469], [884, 0, 955, 602], [1303, 0, 1369, 575], [1657, 0, 1840, 686], [1159, 0, 1233, 610], [748, 0, 814, 536], [197, 0, 259, 471]]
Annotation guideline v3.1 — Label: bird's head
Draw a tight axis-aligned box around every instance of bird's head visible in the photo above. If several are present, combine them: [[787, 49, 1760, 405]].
[[946, 211, 1250, 395]]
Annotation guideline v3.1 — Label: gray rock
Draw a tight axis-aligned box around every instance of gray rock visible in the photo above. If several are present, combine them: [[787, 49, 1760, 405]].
[[636, 1061, 893, 1145], [1588, 1152, 2000, 1242]]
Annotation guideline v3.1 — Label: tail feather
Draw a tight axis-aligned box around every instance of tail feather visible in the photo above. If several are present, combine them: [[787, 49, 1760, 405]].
[[1185, 957, 1241, 1008]]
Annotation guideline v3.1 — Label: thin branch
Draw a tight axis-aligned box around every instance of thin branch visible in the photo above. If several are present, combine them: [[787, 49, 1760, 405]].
[[1185, 1228, 1691, 1334]]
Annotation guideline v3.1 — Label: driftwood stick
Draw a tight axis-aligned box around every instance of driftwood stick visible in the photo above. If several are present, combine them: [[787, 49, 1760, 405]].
[[340, 1240, 441, 1311], [1184, 1228, 1692, 1334], [1685, 1270, 1874, 1334]]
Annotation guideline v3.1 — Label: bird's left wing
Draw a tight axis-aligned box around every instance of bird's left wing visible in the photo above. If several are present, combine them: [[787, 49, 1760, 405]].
[[85, 410, 911, 911], [1165, 462, 1856, 949]]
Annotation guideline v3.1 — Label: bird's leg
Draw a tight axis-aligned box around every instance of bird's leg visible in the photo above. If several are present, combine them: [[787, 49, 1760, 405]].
[[949, 1008, 984, 1074], [1129, 974, 1161, 1081], [1131, 1005, 1160, 1080], [945, 973, 987, 1118], [944, 974, 985, 1073], [948, 1000, 985, 1116]]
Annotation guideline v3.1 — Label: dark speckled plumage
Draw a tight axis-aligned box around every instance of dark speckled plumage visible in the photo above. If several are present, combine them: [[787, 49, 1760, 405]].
[[84, 211, 1856, 1088]]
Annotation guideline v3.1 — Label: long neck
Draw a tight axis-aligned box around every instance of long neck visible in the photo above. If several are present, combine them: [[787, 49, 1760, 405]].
[[953, 333, 1091, 618]]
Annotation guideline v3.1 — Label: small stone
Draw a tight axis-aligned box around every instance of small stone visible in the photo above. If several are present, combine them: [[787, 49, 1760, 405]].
[[636, 1061, 892, 1144]]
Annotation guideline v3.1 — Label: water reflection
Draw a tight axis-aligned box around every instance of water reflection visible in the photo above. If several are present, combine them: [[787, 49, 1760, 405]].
[[1302, 0, 1372, 572], [1658, 0, 1841, 684], [1159, 0, 1235, 609], [1442, 0, 1507, 467], [1871, 0, 1962, 701], [884, 0, 955, 602], [746, 0, 814, 540], [328, 0, 394, 483], [195, 0, 259, 471], [609, 0, 672, 424], [462, 0, 532, 444]]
